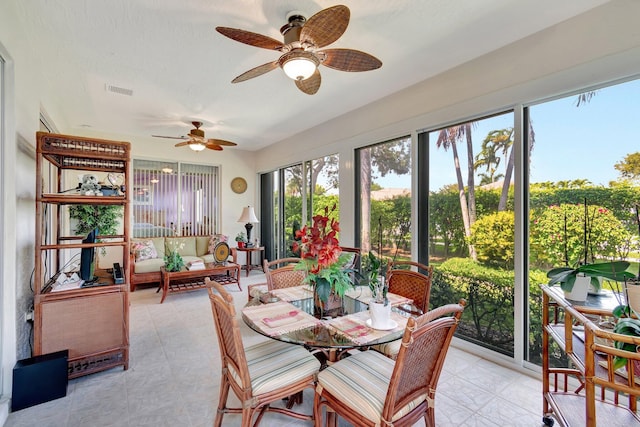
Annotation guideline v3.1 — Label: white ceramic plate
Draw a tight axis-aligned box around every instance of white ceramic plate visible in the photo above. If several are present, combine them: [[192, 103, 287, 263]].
[[366, 318, 398, 331]]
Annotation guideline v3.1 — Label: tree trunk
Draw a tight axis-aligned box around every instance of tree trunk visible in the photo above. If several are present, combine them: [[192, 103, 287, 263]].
[[360, 149, 372, 253], [499, 147, 514, 211], [465, 127, 478, 260], [450, 142, 474, 259], [465, 125, 477, 225]]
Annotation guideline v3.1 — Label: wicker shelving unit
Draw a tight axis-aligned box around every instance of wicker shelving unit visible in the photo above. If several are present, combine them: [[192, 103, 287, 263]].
[[33, 132, 130, 378], [541, 285, 640, 426]]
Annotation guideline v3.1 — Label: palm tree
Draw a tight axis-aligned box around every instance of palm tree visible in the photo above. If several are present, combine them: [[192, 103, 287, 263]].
[[436, 124, 477, 259], [498, 121, 536, 211], [475, 130, 509, 184]]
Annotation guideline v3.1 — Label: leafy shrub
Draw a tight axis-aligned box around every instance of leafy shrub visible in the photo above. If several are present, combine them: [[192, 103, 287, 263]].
[[529, 203, 632, 269], [469, 211, 515, 269]]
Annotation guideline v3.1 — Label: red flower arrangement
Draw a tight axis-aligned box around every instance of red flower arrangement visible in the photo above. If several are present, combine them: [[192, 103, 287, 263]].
[[293, 205, 342, 274], [293, 204, 353, 303]]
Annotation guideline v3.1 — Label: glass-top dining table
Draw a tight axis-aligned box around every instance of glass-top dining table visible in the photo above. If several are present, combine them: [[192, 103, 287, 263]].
[[241, 285, 421, 365]]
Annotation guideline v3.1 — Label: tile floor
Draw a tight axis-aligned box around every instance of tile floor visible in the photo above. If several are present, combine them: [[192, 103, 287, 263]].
[[5, 272, 545, 426]]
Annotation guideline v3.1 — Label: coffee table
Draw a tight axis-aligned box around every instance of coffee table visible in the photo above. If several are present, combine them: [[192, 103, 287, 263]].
[[159, 262, 240, 303]]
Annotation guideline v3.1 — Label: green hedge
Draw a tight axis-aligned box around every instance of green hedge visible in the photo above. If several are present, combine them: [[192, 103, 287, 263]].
[[432, 258, 547, 358]]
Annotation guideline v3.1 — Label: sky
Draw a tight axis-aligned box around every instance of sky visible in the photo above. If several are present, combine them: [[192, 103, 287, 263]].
[[374, 77, 640, 191]]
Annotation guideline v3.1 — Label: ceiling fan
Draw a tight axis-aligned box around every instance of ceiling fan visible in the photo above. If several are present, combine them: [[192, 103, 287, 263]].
[[152, 121, 238, 152], [216, 4, 382, 95]]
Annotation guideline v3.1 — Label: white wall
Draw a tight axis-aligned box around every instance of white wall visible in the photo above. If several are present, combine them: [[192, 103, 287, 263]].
[[0, 1, 44, 421]]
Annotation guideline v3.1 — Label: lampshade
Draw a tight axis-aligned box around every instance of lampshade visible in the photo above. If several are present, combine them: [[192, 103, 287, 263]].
[[237, 206, 259, 223], [189, 142, 206, 152], [281, 51, 319, 81]]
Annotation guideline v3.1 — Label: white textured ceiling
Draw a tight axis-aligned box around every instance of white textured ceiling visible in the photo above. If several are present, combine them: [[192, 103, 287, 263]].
[[14, 0, 609, 151]]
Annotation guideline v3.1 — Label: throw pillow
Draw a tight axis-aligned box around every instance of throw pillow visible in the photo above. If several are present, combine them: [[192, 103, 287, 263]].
[[132, 240, 158, 262], [208, 234, 229, 254]]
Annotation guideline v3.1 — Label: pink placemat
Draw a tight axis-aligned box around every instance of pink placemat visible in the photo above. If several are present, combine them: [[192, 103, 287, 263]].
[[327, 310, 408, 345], [271, 285, 314, 302], [242, 300, 321, 336], [344, 287, 413, 307]]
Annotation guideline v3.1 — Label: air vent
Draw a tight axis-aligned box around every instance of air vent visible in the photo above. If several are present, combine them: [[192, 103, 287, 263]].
[[105, 84, 133, 96]]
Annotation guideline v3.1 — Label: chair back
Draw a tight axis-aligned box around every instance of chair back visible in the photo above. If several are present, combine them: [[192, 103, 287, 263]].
[[263, 257, 306, 290], [339, 246, 361, 270], [382, 300, 465, 423], [206, 278, 251, 391], [387, 261, 433, 313]]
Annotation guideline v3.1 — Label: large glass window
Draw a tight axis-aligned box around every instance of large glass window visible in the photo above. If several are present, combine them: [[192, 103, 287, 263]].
[[132, 160, 219, 237], [261, 154, 340, 260], [526, 79, 640, 365], [423, 112, 516, 356], [356, 137, 411, 260]]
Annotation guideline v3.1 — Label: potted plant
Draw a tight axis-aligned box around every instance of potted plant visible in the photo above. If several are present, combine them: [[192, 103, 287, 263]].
[[546, 199, 634, 300], [164, 240, 185, 272], [293, 204, 354, 317], [547, 261, 634, 298], [235, 232, 247, 248], [361, 251, 392, 328], [610, 299, 640, 372], [69, 205, 122, 267]]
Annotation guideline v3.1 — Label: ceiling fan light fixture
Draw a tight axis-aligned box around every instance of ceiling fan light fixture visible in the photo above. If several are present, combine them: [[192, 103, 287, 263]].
[[189, 142, 206, 152], [280, 51, 318, 81]]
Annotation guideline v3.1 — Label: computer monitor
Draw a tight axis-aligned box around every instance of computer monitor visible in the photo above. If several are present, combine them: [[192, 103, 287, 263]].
[[79, 228, 98, 282]]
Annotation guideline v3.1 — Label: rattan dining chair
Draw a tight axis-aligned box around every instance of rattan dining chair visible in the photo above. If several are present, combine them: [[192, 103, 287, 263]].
[[386, 260, 433, 314], [245, 257, 303, 301], [314, 300, 465, 427], [263, 257, 306, 290], [373, 261, 434, 359], [206, 278, 321, 427]]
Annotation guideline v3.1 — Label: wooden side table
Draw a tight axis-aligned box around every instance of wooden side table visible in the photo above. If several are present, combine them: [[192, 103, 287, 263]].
[[236, 246, 265, 277]]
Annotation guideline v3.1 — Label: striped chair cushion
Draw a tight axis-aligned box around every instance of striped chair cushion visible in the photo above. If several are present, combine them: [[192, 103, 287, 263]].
[[371, 338, 401, 360], [317, 350, 427, 423], [228, 340, 320, 395]]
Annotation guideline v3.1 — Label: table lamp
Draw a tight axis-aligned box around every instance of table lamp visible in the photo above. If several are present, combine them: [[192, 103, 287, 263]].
[[237, 206, 259, 247]]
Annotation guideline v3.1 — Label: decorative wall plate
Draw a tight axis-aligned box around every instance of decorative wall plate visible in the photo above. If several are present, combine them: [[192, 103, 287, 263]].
[[231, 177, 247, 194], [213, 242, 231, 263]]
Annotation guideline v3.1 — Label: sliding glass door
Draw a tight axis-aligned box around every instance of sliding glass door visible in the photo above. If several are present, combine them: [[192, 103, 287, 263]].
[[422, 112, 517, 356]]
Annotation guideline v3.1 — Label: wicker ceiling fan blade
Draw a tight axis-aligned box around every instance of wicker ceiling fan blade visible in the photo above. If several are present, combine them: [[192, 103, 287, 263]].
[[205, 143, 224, 151], [231, 61, 280, 83], [300, 5, 350, 48], [320, 48, 382, 72], [295, 69, 321, 95], [208, 138, 237, 147], [174, 141, 191, 147], [152, 134, 188, 140], [216, 27, 284, 51]]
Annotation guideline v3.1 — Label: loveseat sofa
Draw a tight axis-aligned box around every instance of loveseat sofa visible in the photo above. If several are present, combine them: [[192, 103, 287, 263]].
[[129, 235, 236, 291]]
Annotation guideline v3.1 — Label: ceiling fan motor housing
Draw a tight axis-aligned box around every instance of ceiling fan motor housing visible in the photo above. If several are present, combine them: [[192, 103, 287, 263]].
[[281, 13, 306, 45]]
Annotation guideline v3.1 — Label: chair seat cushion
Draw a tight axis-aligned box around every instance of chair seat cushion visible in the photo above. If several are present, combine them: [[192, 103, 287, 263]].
[[317, 350, 426, 423], [371, 339, 401, 360], [229, 340, 320, 395]]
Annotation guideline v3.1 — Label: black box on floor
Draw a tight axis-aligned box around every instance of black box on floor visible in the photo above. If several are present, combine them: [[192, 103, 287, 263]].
[[11, 350, 68, 411]]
